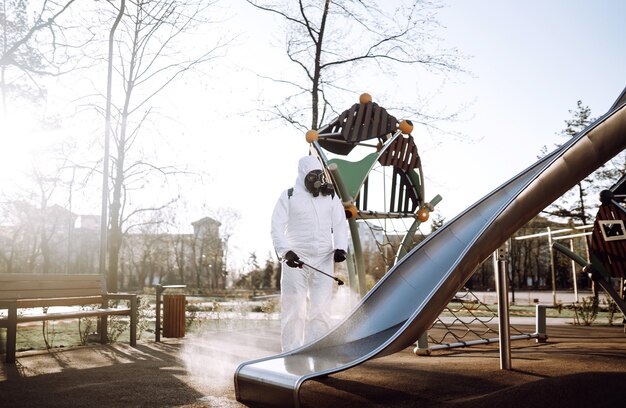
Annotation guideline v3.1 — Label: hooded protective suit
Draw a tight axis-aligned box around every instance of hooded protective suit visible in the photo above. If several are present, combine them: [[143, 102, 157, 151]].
[[271, 155, 349, 352]]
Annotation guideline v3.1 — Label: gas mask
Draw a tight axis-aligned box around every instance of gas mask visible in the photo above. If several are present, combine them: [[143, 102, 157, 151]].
[[304, 169, 335, 197]]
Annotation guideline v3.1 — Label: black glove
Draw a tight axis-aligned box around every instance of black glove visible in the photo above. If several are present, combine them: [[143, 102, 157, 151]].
[[334, 249, 347, 263], [284, 250, 303, 268]]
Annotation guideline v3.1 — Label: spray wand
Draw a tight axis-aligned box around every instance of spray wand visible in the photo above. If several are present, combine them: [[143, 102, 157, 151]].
[[281, 259, 344, 286], [301, 261, 344, 286]]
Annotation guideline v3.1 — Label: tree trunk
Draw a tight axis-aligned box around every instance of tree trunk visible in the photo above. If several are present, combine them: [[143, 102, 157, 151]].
[[310, 0, 330, 130]]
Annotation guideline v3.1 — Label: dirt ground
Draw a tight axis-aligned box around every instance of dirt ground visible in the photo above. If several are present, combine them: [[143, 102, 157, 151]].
[[1, 322, 625, 407]]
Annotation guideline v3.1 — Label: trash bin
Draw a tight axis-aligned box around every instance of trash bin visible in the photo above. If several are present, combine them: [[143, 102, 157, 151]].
[[163, 294, 186, 338]]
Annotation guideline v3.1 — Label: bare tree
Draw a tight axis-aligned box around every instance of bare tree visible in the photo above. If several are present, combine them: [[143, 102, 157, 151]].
[[119, 208, 176, 289], [0, 199, 38, 273], [209, 207, 241, 277], [0, 0, 93, 116], [245, 0, 463, 131], [100, 0, 229, 291], [172, 232, 188, 283], [32, 166, 61, 274], [0, 144, 85, 273]]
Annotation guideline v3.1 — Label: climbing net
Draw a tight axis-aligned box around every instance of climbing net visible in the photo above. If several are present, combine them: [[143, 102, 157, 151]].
[[351, 162, 537, 352], [423, 288, 532, 349]]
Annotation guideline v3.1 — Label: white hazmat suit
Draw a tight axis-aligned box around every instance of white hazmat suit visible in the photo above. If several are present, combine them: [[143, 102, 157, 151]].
[[271, 155, 349, 352]]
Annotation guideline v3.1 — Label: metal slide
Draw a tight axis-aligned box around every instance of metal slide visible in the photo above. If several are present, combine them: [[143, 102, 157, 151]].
[[235, 89, 626, 407]]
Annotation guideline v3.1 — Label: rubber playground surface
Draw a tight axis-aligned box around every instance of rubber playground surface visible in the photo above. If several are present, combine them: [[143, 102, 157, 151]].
[[1, 321, 625, 407]]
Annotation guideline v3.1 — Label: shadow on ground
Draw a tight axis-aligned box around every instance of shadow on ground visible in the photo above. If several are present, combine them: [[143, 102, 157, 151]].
[[1, 323, 625, 407]]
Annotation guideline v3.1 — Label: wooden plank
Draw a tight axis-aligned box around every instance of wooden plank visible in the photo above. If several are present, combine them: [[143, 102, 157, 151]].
[[350, 103, 366, 143], [408, 144, 419, 172], [106, 293, 136, 301], [10, 308, 131, 324], [330, 113, 345, 134], [359, 102, 373, 141], [372, 105, 382, 138], [341, 104, 358, 141], [335, 110, 348, 134], [6, 302, 17, 363], [376, 105, 385, 137], [0, 287, 103, 300], [0, 279, 101, 292], [0, 274, 102, 282], [129, 296, 137, 346], [318, 111, 343, 135], [0, 275, 103, 300], [16, 296, 105, 308], [392, 136, 406, 167], [399, 139, 411, 172], [400, 140, 411, 171]]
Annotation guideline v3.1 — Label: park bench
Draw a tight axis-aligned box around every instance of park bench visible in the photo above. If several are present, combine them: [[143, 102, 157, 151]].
[[0, 273, 137, 364]]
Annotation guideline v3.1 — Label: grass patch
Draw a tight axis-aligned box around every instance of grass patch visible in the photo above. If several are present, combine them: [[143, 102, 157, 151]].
[[7, 318, 140, 353]]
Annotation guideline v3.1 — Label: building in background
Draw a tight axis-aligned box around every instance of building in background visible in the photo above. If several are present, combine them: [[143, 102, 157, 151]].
[[0, 205, 225, 292]]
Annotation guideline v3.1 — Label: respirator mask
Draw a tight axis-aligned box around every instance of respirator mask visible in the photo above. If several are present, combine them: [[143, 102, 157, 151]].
[[304, 169, 335, 197]]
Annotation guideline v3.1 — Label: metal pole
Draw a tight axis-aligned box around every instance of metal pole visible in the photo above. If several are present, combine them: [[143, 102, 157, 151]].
[[327, 162, 366, 297], [413, 331, 431, 355], [570, 239, 579, 302], [348, 219, 366, 296], [547, 227, 557, 306], [494, 245, 512, 370], [345, 251, 358, 294], [535, 304, 548, 343], [155, 285, 163, 342], [424, 334, 538, 352], [99, 0, 126, 283]]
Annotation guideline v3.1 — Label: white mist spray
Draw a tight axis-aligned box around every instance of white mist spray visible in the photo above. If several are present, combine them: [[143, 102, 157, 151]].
[[181, 319, 281, 407], [180, 266, 360, 406]]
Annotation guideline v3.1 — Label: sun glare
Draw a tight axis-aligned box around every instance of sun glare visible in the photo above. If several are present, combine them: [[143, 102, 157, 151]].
[[0, 114, 48, 183]]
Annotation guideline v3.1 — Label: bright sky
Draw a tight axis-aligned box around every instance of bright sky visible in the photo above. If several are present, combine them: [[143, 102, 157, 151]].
[[425, 1, 626, 212], [2, 1, 625, 272]]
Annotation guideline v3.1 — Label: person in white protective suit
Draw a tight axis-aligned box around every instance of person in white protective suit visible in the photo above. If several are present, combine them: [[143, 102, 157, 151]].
[[271, 154, 349, 352]]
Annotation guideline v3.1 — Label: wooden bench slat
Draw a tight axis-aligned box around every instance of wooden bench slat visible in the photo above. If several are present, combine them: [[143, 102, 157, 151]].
[[1, 295, 136, 309], [0, 288, 103, 300], [14, 296, 106, 309], [106, 293, 136, 300], [0, 280, 101, 291], [0, 274, 103, 282], [0, 308, 132, 325], [1, 296, 105, 309]]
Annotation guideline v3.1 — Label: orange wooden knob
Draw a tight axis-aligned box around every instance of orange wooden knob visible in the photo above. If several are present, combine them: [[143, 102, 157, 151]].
[[305, 129, 319, 143], [399, 120, 414, 134], [344, 205, 358, 219], [359, 93, 372, 104], [417, 208, 429, 222]]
